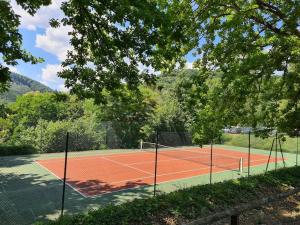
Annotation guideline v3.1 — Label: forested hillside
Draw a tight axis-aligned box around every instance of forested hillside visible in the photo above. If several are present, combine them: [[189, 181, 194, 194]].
[[0, 73, 52, 103]]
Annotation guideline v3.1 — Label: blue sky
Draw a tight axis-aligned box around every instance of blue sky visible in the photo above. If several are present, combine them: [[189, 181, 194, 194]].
[[8, 0, 69, 91], [10, 0, 196, 91]]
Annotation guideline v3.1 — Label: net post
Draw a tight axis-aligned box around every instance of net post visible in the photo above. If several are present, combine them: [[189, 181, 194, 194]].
[[210, 140, 213, 185], [247, 131, 251, 177], [61, 132, 69, 217], [140, 139, 143, 150], [153, 131, 159, 196], [239, 157, 243, 174]]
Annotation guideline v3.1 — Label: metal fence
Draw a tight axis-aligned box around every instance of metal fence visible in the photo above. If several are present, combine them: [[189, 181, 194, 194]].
[[0, 127, 299, 225]]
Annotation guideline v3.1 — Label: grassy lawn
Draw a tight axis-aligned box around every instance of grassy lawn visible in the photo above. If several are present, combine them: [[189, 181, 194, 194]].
[[223, 133, 299, 153]]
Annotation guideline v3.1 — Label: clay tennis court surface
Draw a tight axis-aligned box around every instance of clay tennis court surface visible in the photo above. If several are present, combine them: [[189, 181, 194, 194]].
[[36, 147, 281, 197]]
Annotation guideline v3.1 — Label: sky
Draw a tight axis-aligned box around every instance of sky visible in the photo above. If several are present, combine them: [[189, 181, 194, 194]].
[[9, 0, 196, 91]]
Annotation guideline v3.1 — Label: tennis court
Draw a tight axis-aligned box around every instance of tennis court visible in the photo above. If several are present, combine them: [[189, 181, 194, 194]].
[[36, 146, 281, 197]]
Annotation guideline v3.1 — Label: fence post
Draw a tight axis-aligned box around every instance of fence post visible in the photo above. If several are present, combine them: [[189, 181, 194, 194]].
[[61, 132, 69, 217], [275, 132, 278, 170], [297, 133, 299, 166], [153, 130, 159, 196], [231, 214, 240, 225], [248, 131, 251, 177]]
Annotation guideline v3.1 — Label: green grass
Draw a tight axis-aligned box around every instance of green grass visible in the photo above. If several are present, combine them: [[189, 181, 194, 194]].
[[35, 166, 300, 225], [223, 133, 298, 153]]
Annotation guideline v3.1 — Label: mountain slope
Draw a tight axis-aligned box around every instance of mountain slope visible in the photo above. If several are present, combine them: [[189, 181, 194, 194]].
[[0, 73, 53, 103]]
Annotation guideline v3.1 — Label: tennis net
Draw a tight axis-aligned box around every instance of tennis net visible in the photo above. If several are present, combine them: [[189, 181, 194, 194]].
[[140, 141, 243, 172]]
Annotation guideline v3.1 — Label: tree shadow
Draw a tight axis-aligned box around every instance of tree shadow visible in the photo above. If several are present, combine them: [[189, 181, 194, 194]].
[[0, 155, 155, 225]]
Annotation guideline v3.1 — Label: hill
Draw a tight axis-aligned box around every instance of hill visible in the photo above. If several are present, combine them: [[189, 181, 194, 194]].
[[0, 73, 53, 103]]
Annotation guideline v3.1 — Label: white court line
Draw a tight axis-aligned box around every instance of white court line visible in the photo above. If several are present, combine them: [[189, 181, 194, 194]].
[[36, 151, 157, 163], [178, 148, 275, 162], [126, 149, 255, 166], [34, 161, 88, 198], [79, 157, 270, 191], [35, 150, 273, 197], [36, 148, 203, 163], [37, 156, 270, 197], [127, 154, 235, 166], [87, 157, 271, 198], [78, 166, 212, 191], [101, 156, 154, 176]]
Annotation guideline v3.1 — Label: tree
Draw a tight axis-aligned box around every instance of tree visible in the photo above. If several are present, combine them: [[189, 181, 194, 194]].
[[188, 0, 300, 133], [100, 86, 156, 148], [0, 0, 50, 92], [54, 0, 194, 102], [173, 69, 226, 145], [9, 92, 70, 128], [54, 0, 300, 133], [152, 70, 194, 132]]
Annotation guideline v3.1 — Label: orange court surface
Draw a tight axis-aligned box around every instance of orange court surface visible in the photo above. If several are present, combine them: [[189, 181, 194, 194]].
[[36, 147, 280, 197]]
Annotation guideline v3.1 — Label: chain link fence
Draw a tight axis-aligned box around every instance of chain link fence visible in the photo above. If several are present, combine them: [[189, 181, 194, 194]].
[[1, 125, 299, 225]]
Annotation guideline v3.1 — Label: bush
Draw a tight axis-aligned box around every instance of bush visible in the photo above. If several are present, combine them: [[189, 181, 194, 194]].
[[8, 119, 106, 153], [0, 144, 36, 156], [68, 117, 105, 151]]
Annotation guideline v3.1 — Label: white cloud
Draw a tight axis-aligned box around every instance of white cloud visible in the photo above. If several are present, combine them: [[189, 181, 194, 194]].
[[36, 26, 72, 61], [3, 63, 20, 74], [40, 64, 67, 91], [8, 66, 19, 74], [58, 84, 69, 93], [11, 0, 64, 30], [41, 64, 62, 81]]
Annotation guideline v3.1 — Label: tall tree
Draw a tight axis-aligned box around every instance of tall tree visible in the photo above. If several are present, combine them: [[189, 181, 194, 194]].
[[55, 0, 195, 102], [189, 0, 300, 133], [0, 0, 50, 92], [100, 86, 156, 148]]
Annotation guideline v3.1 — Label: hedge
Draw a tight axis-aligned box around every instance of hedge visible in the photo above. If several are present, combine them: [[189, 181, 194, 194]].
[[0, 144, 36, 156]]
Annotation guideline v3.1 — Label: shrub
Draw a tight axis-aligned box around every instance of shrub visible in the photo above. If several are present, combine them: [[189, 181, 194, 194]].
[[0, 144, 36, 156], [8, 118, 106, 153]]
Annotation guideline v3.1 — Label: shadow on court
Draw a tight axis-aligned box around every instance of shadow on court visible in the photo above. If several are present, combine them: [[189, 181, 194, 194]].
[[0, 155, 153, 225]]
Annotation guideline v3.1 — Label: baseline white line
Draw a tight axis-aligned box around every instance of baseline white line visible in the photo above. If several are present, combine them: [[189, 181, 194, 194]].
[[34, 161, 88, 198], [176, 149, 276, 164], [186, 147, 272, 159], [36, 150, 157, 163]]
